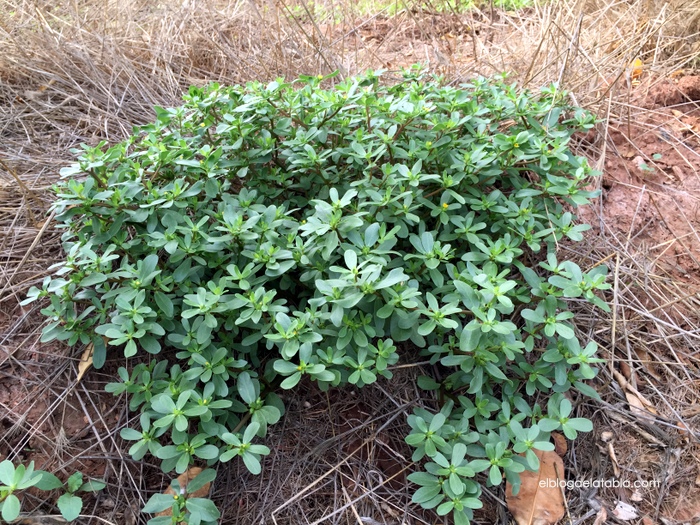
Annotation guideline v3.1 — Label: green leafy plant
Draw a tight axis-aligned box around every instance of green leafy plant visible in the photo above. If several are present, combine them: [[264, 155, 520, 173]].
[[24, 67, 608, 524], [0, 460, 104, 522], [0, 460, 44, 522], [36, 471, 107, 521], [143, 469, 219, 525]]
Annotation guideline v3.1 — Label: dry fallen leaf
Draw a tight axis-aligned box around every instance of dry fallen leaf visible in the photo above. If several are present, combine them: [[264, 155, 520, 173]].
[[76, 343, 94, 383], [613, 370, 658, 417], [506, 450, 566, 525], [600, 431, 614, 443], [613, 501, 639, 521], [598, 433, 621, 477], [634, 347, 662, 381], [630, 489, 643, 502], [640, 516, 656, 525], [619, 360, 632, 381], [592, 507, 608, 525], [552, 432, 568, 457]]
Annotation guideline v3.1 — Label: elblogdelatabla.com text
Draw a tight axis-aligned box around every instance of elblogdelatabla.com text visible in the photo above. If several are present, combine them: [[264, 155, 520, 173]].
[[540, 478, 661, 490]]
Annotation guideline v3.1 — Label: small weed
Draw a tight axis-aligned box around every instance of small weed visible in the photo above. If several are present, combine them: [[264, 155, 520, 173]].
[[0, 460, 105, 522]]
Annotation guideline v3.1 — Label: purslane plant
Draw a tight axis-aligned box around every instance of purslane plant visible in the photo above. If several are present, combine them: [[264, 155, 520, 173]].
[[0, 460, 105, 522], [24, 68, 608, 524]]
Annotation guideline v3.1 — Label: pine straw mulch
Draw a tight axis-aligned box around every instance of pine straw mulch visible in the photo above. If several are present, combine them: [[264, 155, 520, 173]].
[[1, 0, 700, 523]]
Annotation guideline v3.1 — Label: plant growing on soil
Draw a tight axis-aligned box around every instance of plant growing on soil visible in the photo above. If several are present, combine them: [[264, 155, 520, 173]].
[[142, 468, 219, 525], [24, 68, 608, 524], [0, 460, 105, 522]]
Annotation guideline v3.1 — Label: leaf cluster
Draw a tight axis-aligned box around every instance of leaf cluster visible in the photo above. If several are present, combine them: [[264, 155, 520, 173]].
[[24, 68, 608, 524], [0, 460, 105, 522]]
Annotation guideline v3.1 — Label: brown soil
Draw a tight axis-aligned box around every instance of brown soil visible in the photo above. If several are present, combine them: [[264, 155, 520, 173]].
[[573, 75, 700, 285]]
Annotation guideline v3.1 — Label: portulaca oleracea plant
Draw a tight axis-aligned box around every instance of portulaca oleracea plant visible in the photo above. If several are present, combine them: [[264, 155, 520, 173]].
[[24, 68, 609, 525]]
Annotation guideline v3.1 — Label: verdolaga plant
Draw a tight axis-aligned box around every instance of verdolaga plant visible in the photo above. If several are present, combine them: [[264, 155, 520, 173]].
[[25, 68, 609, 525], [0, 460, 105, 522]]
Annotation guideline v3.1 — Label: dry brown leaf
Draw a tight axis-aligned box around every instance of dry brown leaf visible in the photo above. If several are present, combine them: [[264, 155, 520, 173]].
[[625, 392, 651, 415], [76, 343, 94, 383], [634, 347, 662, 381], [607, 442, 621, 477], [640, 516, 656, 525], [156, 467, 211, 521], [592, 507, 608, 525], [677, 420, 691, 442], [600, 431, 614, 442], [619, 360, 632, 381], [505, 450, 565, 525], [552, 432, 567, 457], [613, 370, 658, 417], [613, 501, 638, 521], [598, 435, 621, 477]]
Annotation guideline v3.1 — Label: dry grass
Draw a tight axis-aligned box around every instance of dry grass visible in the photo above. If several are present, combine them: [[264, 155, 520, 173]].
[[1, 0, 700, 523]]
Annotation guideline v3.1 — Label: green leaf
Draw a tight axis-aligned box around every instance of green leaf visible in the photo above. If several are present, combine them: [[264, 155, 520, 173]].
[[120, 428, 143, 440], [412, 484, 441, 504], [35, 471, 64, 490], [80, 272, 108, 287], [417, 320, 437, 336], [57, 493, 83, 521], [417, 376, 441, 391], [147, 517, 174, 525], [273, 360, 299, 375], [237, 372, 257, 404], [66, 472, 83, 493], [488, 465, 502, 486], [0, 460, 15, 486], [92, 336, 106, 369], [80, 479, 107, 492], [154, 292, 174, 318], [1, 494, 21, 522], [521, 309, 544, 323], [280, 371, 302, 389], [142, 493, 178, 513], [186, 469, 216, 494], [459, 327, 481, 352], [566, 417, 593, 432], [242, 452, 262, 475], [124, 339, 138, 357], [195, 445, 220, 460], [555, 322, 575, 339], [186, 497, 221, 521]]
